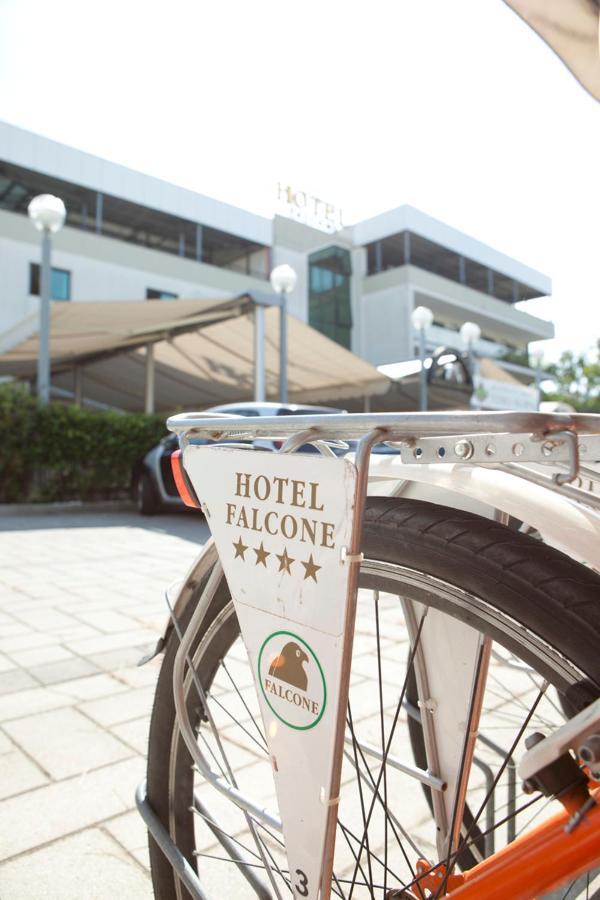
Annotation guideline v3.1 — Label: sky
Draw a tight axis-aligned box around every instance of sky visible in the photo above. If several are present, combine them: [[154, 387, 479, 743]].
[[0, 0, 598, 361]]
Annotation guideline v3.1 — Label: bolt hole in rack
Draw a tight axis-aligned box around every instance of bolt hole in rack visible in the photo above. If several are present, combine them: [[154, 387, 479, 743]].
[[138, 410, 600, 900]]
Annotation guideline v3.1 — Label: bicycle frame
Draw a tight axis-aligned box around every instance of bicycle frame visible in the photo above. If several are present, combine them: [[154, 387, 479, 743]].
[[139, 409, 600, 899]]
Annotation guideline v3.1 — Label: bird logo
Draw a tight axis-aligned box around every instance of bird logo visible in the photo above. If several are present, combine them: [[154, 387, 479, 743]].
[[268, 641, 309, 691]]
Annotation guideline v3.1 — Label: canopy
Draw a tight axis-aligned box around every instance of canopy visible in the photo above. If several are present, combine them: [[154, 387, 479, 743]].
[[504, 0, 600, 101], [0, 297, 390, 412], [0, 297, 253, 376]]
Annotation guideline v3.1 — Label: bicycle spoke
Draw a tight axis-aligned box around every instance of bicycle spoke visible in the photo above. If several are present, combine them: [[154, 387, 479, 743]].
[[433, 683, 548, 898], [206, 692, 269, 756], [166, 595, 284, 900], [346, 701, 375, 897], [219, 657, 268, 750], [346, 610, 428, 899], [374, 590, 389, 898]]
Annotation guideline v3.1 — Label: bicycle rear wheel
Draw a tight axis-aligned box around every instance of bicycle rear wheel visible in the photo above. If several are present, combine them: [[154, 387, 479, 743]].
[[147, 497, 600, 899]]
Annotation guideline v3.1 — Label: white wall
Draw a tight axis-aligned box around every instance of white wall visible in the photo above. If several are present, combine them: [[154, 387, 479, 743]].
[[358, 283, 414, 366], [0, 208, 273, 337]]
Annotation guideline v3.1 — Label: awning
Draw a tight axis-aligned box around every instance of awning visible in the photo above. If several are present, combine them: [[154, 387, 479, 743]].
[[504, 0, 600, 101], [0, 296, 254, 376], [0, 298, 389, 412]]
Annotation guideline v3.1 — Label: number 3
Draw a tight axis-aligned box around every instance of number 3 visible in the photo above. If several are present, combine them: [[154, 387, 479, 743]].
[[294, 868, 308, 896]]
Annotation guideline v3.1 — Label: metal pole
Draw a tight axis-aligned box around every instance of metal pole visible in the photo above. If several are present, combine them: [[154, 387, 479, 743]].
[[535, 360, 542, 410], [145, 343, 155, 414], [279, 291, 288, 403], [254, 303, 266, 402], [467, 343, 478, 408], [419, 327, 427, 412], [37, 229, 52, 404]]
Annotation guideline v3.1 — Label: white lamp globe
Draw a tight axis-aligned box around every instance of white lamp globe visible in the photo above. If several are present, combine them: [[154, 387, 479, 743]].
[[270, 264, 297, 295], [27, 194, 66, 233], [460, 321, 482, 346], [411, 305, 434, 331]]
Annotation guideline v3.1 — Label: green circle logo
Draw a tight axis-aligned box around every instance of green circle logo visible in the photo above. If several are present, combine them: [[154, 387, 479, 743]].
[[258, 630, 326, 730]]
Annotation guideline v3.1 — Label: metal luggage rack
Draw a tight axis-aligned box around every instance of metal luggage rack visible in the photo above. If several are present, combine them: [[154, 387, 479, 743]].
[[168, 410, 600, 501]]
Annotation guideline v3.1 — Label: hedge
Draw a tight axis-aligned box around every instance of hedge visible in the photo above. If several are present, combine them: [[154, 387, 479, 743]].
[[0, 383, 167, 503]]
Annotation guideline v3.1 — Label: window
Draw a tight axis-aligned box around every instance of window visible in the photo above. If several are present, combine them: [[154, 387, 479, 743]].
[[146, 288, 178, 300], [364, 230, 544, 304], [308, 246, 352, 349], [29, 263, 71, 300], [0, 159, 271, 280]]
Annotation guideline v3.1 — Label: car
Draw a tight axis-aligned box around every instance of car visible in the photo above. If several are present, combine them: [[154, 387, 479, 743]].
[[132, 402, 346, 515]]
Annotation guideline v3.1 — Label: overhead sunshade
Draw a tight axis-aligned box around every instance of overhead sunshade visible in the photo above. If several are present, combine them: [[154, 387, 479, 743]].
[[0, 296, 253, 376], [504, 0, 600, 101], [0, 299, 389, 411]]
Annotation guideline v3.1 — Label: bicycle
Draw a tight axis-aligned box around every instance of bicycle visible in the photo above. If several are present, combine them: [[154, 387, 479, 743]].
[[136, 409, 600, 900]]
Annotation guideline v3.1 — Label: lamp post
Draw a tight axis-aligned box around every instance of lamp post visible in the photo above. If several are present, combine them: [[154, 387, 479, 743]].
[[460, 321, 481, 375], [270, 264, 297, 403], [460, 321, 481, 406], [411, 305, 433, 411], [27, 194, 66, 404]]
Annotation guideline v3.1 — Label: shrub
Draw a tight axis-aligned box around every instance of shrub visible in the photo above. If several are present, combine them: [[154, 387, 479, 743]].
[[0, 383, 167, 503]]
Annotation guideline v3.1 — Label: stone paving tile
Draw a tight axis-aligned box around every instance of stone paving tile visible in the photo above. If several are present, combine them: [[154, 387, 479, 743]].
[[0, 827, 151, 899], [66, 628, 160, 657], [111, 716, 150, 756], [80, 686, 157, 728], [89, 645, 153, 672], [0, 744, 49, 799], [0, 727, 12, 753], [0, 684, 72, 721], [74, 608, 143, 633], [104, 808, 151, 867], [10, 607, 79, 632], [51, 672, 130, 702], [0, 652, 16, 673], [0, 511, 203, 893], [29, 656, 100, 685], [8, 643, 73, 668], [4, 707, 134, 780], [0, 669, 38, 696], [0, 632, 61, 654], [0, 756, 145, 859]]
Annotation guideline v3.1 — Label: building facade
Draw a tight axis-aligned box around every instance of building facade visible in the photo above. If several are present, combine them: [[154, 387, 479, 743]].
[[0, 121, 553, 392]]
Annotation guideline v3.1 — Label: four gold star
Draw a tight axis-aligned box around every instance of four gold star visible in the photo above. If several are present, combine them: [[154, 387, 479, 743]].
[[301, 553, 321, 583], [276, 547, 295, 574], [235, 541, 321, 582], [254, 541, 270, 566], [232, 536, 248, 559]]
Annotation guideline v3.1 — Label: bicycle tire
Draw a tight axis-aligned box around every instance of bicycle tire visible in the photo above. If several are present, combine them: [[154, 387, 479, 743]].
[[146, 497, 600, 899]]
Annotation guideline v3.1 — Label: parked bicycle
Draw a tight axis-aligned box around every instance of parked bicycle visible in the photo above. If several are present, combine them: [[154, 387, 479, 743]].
[[137, 410, 600, 900]]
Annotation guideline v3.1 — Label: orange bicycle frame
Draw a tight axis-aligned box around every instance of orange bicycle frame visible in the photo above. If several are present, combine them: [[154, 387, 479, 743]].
[[432, 796, 600, 899]]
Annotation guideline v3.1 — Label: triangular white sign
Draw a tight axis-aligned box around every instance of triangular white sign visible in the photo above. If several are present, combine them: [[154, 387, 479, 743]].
[[184, 446, 358, 900]]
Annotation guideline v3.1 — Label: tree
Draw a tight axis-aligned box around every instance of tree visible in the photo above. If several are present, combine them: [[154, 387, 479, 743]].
[[543, 341, 600, 413]]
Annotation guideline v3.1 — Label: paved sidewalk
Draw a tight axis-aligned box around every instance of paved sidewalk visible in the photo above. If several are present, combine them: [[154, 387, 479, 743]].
[[0, 511, 209, 899]]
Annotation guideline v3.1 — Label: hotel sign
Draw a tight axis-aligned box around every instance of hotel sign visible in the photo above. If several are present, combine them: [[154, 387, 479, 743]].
[[277, 182, 344, 234], [184, 446, 358, 899]]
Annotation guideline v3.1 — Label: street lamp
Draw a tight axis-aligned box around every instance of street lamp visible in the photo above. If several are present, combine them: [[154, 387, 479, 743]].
[[460, 321, 481, 408], [28, 193, 66, 404], [460, 320, 481, 376], [411, 305, 433, 411], [270, 264, 297, 403]]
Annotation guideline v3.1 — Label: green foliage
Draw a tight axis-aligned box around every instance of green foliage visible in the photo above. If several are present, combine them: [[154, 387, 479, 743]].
[[0, 383, 166, 503], [542, 341, 600, 413], [498, 347, 531, 368]]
